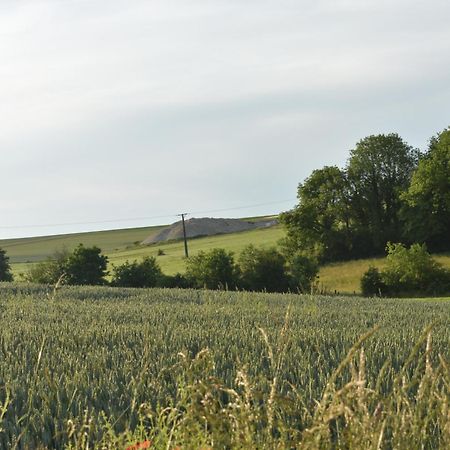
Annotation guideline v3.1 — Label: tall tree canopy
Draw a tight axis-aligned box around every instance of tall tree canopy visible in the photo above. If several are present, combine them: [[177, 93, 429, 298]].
[[402, 127, 450, 251], [280, 166, 353, 262], [346, 134, 419, 252], [281, 133, 420, 262]]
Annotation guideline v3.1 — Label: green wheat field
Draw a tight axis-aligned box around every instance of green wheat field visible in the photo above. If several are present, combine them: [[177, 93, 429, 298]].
[[0, 283, 449, 448]]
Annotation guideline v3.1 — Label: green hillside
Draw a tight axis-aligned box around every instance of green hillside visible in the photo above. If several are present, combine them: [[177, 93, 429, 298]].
[[2, 219, 285, 279]]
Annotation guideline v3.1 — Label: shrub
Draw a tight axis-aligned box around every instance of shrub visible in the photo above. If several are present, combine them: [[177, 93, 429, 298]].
[[63, 244, 108, 286], [186, 249, 238, 290], [0, 248, 13, 282], [361, 266, 385, 297], [288, 254, 319, 293], [111, 257, 163, 288], [159, 272, 192, 289], [238, 245, 289, 292], [24, 249, 69, 284], [382, 242, 450, 295], [360, 243, 450, 297]]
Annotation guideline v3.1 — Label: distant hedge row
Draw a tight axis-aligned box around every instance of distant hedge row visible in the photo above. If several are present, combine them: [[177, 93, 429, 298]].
[[1, 243, 318, 294]]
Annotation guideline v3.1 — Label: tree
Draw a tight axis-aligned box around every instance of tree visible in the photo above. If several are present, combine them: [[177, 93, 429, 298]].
[[111, 257, 162, 288], [347, 134, 419, 253], [63, 245, 108, 285], [186, 248, 238, 290], [280, 166, 353, 262], [238, 245, 289, 292], [0, 248, 13, 282], [402, 127, 450, 251]]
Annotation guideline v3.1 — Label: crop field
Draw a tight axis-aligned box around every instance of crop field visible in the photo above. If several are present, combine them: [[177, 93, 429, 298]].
[[0, 283, 449, 449]]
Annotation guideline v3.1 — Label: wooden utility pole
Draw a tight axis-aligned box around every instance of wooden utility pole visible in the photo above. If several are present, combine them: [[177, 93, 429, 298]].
[[178, 213, 189, 258]]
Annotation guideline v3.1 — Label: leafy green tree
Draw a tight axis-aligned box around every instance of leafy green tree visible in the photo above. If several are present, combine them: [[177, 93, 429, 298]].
[[402, 127, 450, 251], [347, 134, 419, 252], [0, 248, 13, 282], [63, 244, 108, 285], [111, 257, 163, 288], [280, 166, 353, 262], [238, 245, 289, 292], [186, 248, 238, 290]]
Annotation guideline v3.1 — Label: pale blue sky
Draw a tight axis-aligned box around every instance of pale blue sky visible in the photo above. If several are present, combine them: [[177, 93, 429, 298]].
[[1, 0, 449, 239]]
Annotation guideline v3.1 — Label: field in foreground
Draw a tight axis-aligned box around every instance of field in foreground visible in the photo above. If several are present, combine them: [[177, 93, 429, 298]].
[[0, 284, 449, 449]]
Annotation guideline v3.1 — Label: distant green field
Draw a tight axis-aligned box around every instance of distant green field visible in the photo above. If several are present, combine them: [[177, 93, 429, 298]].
[[1, 225, 164, 263]]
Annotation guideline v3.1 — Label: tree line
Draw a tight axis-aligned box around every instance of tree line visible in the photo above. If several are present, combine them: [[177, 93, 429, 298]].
[[280, 127, 450, 263], [0, 244, 319, 294]]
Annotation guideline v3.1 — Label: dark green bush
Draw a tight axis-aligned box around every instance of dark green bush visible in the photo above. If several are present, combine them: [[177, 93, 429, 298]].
[[361, 266, 385, 297], [361, 243, 450, 297], [238, 245, 290, 292], [288, 253, 319, 293], [0, 248, 13, 282], [64, 245, 108, 286], [159, 272, 192, 289], [111, 257, 163, 288], [186, 248, 239, 290]]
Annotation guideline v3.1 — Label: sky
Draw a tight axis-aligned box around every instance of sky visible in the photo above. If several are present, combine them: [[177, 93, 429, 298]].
[[1, 0, 449, 239]]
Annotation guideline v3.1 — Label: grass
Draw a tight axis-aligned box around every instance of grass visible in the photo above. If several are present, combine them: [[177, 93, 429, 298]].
[[5, 223, 285, 278], [320, 254, 450, 294], [0, 225, 165, 263], [0, 284, 449, 448]]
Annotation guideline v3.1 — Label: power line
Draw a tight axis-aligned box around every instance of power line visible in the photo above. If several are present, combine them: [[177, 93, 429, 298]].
[[0, 198, 296, 230]]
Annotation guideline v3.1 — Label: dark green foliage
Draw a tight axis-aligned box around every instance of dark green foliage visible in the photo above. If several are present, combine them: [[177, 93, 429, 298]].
[[361, 267, 385, 297], [346, 134, 419, 252], [361, 243, 450, 297], [280, 166, 353, 263], [238, 245, 289, 292], [381, 243, 450, 296], [186, 248, 238, 289], [111, 257, 162, 288], [63, 244, 108, 285], [281, 133, 421, 262], [159, 272, 192, 289], [24, 249, 69, 284], [402, 127, 450, 251], [287, 253, 319, 293], [0, 248, 13, 282]]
